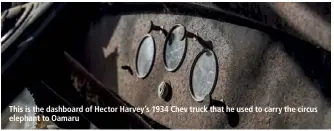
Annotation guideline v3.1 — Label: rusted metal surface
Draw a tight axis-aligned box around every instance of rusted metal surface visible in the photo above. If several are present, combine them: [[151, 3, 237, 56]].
[[80, 7, 330, 128]]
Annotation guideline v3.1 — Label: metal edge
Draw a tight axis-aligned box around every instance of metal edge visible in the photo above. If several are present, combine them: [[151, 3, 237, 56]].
[[1, 3, 54, 53], [163, 24, 187, 72], [1, 3, 34, 45]]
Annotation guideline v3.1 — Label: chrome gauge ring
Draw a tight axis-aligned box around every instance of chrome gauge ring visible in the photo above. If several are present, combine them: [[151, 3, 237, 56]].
[[135, 34, 156, 78], [163, 24, 187, 72], [189, 49, 218, 102]]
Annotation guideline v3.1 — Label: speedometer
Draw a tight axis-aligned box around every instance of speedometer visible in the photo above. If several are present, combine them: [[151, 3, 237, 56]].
[[163, 24, 187, 72], [189, 49, 218, 102], [135, 34, 156, 78]]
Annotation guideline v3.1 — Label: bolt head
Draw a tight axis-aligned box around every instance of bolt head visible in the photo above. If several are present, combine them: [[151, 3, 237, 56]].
[[158, 81, 169, 99]]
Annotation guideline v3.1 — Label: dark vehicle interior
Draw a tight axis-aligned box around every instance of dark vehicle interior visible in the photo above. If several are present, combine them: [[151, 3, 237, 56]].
[[1, 2, 330, 129]]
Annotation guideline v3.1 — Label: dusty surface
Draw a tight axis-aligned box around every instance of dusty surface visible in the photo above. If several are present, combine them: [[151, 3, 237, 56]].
[[81, 13, 330, 129], [203, 2, 331, 51]]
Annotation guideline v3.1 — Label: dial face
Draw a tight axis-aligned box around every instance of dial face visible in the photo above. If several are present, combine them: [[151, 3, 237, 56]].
[[190, 50, 218, 101], [164, 25, 187, 71], [136, 35, 155, 78]]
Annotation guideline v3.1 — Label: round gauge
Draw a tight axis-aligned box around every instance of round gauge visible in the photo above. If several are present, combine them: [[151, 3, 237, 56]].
[[163, 24, 187, 72], [189, 49, 218, 102], [135, 34, 156, 78]]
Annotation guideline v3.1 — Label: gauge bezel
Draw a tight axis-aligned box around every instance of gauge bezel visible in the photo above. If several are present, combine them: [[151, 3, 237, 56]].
[[163, 24, 187, 72], [189, 49, 218, 102]]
